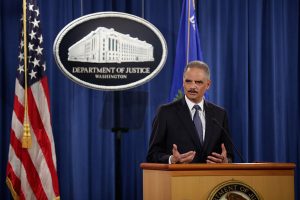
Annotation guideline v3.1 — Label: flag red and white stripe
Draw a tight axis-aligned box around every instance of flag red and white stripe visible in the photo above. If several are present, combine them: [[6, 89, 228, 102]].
[[6, 0, 60, 199]]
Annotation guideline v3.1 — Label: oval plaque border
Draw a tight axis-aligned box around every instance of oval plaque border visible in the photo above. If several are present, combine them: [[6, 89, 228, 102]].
[[53, 12, 167, 91]]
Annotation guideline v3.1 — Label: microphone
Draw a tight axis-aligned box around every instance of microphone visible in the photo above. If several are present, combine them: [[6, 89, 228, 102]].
[[212, 118, 245, 163]]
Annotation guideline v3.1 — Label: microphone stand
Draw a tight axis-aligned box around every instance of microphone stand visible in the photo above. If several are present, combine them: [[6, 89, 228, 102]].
[[212, 118, 245, 163]]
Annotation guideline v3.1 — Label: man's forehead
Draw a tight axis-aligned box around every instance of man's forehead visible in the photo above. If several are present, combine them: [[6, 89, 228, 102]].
[[184, 73, 206, 79], [184, 68, 207, 78], [184, 78, 205, 82]]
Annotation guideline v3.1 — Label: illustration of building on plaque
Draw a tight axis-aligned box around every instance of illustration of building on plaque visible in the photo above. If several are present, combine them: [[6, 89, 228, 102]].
[[68, 27, 154, 63]]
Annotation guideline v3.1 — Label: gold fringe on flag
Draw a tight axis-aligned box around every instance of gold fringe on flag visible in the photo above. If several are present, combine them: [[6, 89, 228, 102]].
[[6, 177, 20, 200], [21, 0, 32, 149], [22, 123, 32, 148]]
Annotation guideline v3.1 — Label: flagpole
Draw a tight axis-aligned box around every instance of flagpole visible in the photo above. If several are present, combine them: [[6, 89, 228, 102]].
[[22, 0, 32, 148], [186, 0, 191, 65]]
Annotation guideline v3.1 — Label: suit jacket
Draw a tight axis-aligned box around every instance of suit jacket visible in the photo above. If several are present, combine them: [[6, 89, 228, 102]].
[[146, 97, 234, 163]]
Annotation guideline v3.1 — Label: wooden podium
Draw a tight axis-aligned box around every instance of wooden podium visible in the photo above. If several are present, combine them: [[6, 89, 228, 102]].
[[140, 163, 295, 200]]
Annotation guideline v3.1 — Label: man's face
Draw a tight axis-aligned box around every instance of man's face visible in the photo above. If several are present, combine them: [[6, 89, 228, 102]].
[[183, 67, 211, 103]]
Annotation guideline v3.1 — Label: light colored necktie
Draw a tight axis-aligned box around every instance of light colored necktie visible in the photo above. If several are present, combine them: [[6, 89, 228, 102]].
[[193, 105, 203, 145]]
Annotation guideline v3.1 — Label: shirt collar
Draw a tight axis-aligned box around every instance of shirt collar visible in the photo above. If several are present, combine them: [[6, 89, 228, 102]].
[[185, 95, 204, 111]]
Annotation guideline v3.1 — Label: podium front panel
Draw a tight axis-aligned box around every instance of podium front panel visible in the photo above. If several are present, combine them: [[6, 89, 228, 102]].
[[141, 163, 295, 200]]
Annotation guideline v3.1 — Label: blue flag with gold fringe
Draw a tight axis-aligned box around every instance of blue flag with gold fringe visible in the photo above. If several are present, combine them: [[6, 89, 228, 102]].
[[169, 0, 203, 101]]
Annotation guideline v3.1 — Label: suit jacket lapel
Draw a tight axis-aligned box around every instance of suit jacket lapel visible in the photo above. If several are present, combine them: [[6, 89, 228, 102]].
[[175, 98, 202, 148], [202, 100, 214, 151]]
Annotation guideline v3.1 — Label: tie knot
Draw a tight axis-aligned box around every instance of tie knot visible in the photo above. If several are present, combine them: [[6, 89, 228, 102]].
[[193, 105, 201, 111]]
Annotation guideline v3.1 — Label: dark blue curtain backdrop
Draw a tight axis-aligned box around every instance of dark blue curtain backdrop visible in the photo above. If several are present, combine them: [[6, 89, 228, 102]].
[[1, 0, 299, 199]]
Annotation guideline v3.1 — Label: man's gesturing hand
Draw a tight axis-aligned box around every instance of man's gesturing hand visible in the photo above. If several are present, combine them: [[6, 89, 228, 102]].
[[171, 144, 196, 164], [206, 143, 229, 163]]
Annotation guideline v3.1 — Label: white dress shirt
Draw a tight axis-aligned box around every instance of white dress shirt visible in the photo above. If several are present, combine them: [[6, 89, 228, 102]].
[[185, 95, 206, 141]]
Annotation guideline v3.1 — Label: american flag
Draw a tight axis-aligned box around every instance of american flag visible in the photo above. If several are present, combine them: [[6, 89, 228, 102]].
[[6, 0, 60, 199]]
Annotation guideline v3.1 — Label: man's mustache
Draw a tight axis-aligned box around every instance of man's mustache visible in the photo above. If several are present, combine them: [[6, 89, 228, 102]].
[[188, 89, 198, 93]]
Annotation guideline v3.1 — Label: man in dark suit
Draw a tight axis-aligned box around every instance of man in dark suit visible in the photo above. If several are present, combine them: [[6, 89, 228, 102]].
[[147, 61, 233, 164]]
